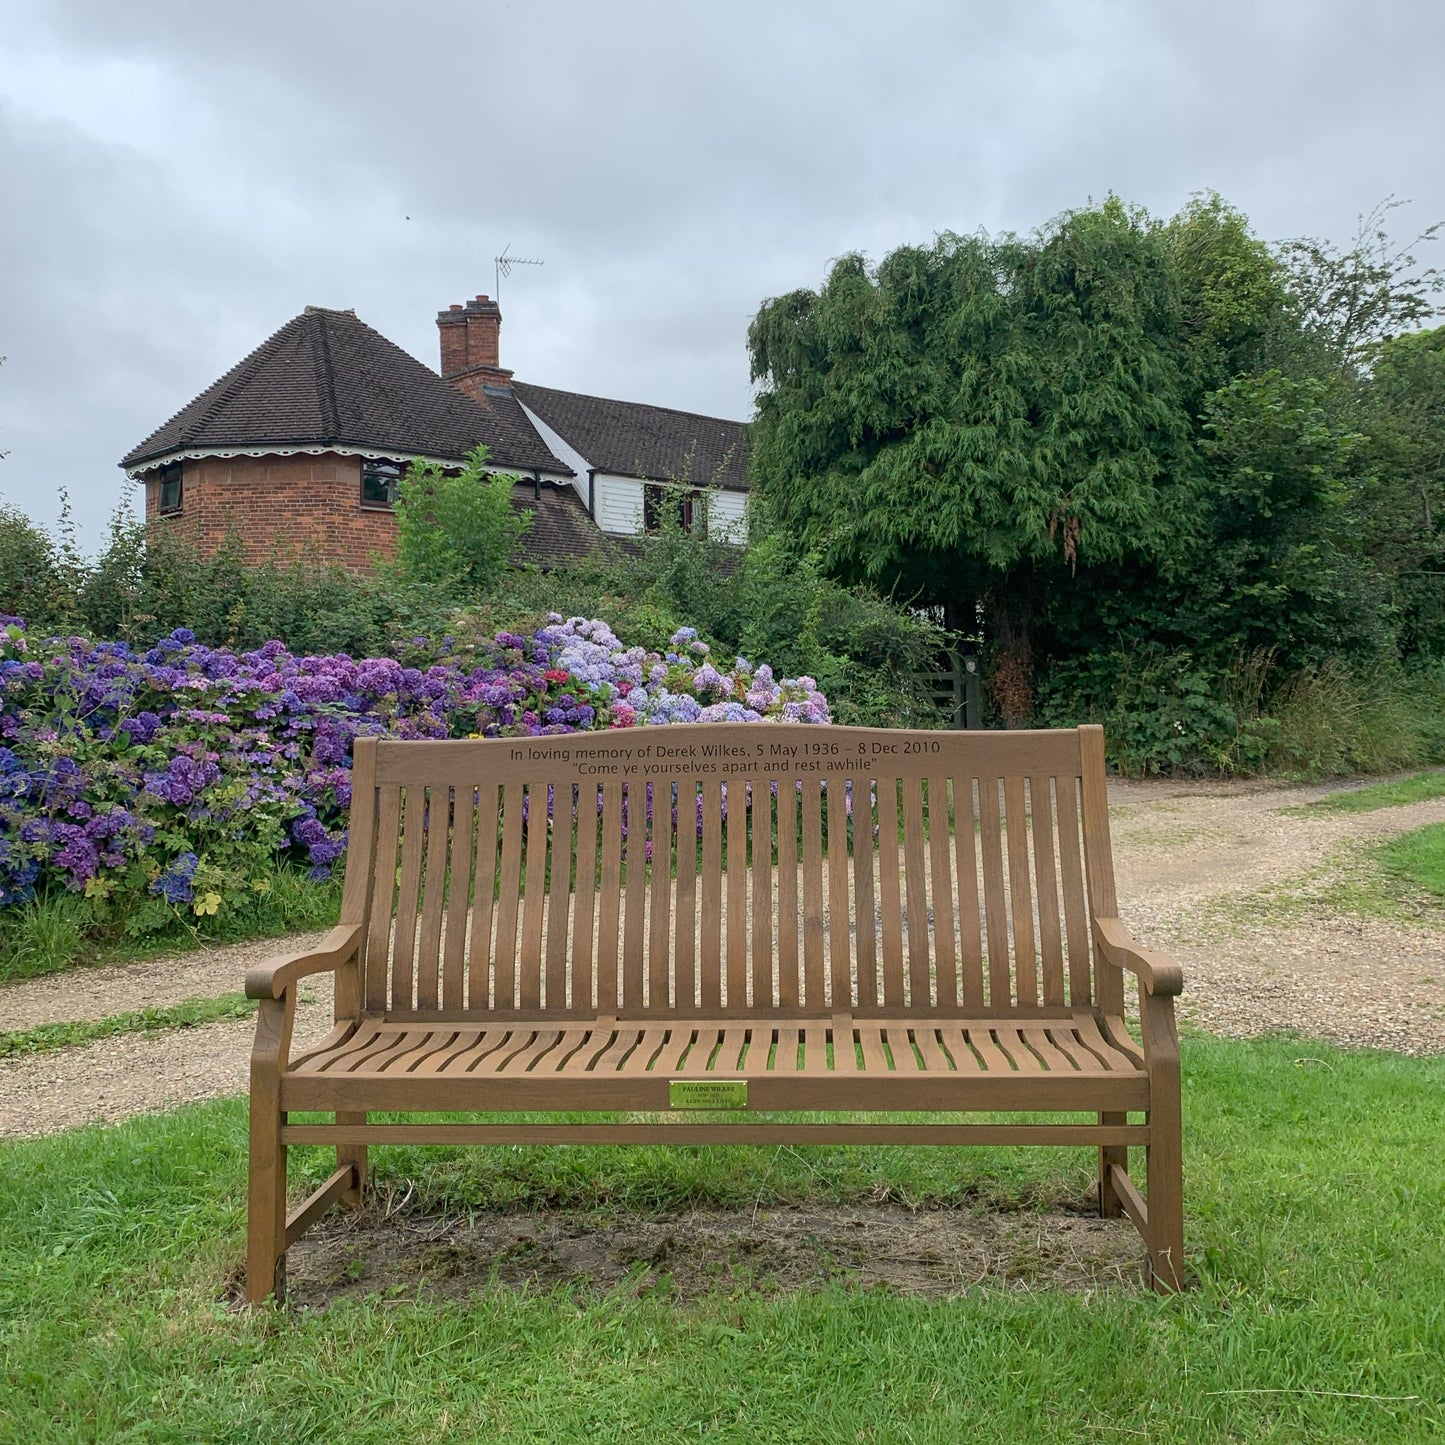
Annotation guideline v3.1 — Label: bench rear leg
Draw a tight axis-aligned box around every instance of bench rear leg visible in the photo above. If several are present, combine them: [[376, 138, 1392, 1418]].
[[246, 1086, 287, 1306], [1098, 1113, 1126, 1217], [336, 1112, 367, 1207]]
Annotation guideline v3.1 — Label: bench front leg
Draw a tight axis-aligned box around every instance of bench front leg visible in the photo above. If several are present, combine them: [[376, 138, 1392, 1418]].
[[1140, 988, 1184, 1292], [246, 995, 292, 1305]]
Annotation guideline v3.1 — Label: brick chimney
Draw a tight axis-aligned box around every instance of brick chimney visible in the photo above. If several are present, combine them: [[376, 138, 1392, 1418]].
[[437, 294, 513, 403]]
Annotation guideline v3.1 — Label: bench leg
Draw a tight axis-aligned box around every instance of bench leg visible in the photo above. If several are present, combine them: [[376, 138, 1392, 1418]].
[[336, 1112, 368, 1207], [1098, 1113, 1126, 1218], [1145, 1097, 1185, 1294], [246, 1084, 287, 1306]]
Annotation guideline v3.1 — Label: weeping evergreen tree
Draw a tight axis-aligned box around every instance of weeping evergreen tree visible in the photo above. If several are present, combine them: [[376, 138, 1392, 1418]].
[[747, 199, 1200, 721]]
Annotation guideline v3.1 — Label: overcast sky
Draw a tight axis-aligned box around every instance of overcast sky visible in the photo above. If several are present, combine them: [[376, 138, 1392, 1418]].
[[2, 0, 1442, 548]]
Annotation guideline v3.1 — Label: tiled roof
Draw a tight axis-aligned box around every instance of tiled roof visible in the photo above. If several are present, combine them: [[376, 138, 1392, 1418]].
[[509, 480, 606, 569], [120, 308, 571, 477], [514, 383, 748, 491]]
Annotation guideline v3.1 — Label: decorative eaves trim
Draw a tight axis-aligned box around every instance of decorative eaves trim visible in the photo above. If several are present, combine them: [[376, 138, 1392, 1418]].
[[125, 443, 533, 481]]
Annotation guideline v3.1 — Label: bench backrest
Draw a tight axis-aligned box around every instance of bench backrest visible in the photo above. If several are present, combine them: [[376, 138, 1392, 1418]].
[[341, 724, 1122, 1021]]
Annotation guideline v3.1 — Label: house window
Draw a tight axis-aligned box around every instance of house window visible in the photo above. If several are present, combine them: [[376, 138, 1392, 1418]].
[[643, 484, 697, 534], [156, 464, 183, 516], [360, 461, 403, 509]]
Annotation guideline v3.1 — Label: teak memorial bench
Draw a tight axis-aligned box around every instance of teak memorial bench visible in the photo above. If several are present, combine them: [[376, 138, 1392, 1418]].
[[245, 724, 1184, 1303]]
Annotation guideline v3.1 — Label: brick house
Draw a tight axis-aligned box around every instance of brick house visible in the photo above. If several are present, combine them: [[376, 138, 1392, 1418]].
[[119, 296, 748, 570]]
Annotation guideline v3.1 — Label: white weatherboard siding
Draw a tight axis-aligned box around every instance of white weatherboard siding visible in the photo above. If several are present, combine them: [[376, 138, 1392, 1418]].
[[594, 474, 646, 534], [592, 474, 748, 539], [708, 488, 746, 540]]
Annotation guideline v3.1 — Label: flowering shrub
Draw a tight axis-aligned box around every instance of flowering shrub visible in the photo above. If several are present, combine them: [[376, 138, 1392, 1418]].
[[0, 614, 829, 926]]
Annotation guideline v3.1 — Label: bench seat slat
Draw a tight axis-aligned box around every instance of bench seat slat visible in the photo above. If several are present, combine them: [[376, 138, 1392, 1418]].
[[287, 1015, 1144, 1084]]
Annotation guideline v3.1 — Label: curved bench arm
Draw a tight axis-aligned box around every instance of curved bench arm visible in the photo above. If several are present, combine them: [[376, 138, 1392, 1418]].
[[244, 924, 363, 1001], [1092, 917, 1184, 998]]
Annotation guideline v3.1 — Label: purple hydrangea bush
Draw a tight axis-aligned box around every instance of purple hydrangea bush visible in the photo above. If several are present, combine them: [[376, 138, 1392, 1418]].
[[0, 614, 829, 925]]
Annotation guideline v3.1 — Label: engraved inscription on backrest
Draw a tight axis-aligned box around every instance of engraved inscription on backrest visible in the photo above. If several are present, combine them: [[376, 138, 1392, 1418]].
[[358, 726, 1103, 1019]]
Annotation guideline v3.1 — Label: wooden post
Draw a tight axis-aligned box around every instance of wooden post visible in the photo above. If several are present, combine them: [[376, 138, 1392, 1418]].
[[963, 653, 982, 730]]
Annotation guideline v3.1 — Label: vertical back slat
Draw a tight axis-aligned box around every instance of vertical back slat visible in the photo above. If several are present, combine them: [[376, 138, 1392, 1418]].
[[699, 779, 724, 1011], [649, 781, 674, 1010], [390, 786, 427, 1011], [875, 777, 904, 1008], [1003, 775, 1038, 1008], [365, 785, 402, 1013], [926, 775, 958, 1010], [826, 783, 853, 1012], [1079, 727, 1122, 1018], [596, 780, 625, 1014], [776, 779, 800, 1010], [1054, 773, 1092, 1007], [492, 783, 526, 1010], [751, 783, 774, 1009], [852, 781, 877, 1010], [900, 776, 930, 1008], [977, 777, 1011, 1007], [415, 786, 451, 1010], [799, 779, 826, 1010], [441, 784, 474, 1010], [622, 782, 647, 1013], [336, 739, 378, 1022], [572, 783, 600, 1013], [952, 776, 985, 1011], [545, 783, 574, 1012], [465, 784, 500, 1009], [674, 783, 698, 1011], [1029, 775, 1066, 1008], [518, 784, 550, 1009], [725, 782, 748, 1008]]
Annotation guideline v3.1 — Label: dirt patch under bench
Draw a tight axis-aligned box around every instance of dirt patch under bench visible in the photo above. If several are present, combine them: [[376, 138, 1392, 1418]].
[[277, 1196, 1143, 1308]]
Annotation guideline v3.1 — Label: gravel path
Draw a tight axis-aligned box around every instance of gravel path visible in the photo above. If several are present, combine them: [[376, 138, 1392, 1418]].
[[2, 776, 1441, 1139]]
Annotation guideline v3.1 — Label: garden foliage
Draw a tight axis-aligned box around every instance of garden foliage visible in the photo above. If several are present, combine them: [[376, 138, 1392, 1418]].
[[748, 194, 1445, 769], [0, 614, 828, 930]]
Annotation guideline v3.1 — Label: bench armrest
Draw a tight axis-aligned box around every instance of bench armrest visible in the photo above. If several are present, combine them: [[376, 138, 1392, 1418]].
[[244, 924, 363, 1000], [1092, 917, 1184, 997]]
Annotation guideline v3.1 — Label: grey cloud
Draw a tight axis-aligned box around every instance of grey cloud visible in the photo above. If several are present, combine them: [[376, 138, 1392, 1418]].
[[1, 0, 1442, 545]]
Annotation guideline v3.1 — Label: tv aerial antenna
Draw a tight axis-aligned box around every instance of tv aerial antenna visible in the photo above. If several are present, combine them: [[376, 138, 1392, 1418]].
[[494, 243, 544, 301]]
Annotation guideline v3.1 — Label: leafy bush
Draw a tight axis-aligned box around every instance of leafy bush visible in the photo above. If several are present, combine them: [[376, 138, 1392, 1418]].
[[393, 445, 528, 595]]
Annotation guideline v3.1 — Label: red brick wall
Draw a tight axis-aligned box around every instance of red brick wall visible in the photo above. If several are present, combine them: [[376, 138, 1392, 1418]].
[[143, 454, 398, 568]]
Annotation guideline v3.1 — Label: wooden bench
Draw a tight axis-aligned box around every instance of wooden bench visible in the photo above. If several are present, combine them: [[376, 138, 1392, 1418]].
[[245, 723, 1184, 1303]]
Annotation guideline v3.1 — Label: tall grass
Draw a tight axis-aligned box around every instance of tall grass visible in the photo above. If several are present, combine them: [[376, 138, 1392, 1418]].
[[1264, 659, 1445, 777], [0, 865, 342, 983]]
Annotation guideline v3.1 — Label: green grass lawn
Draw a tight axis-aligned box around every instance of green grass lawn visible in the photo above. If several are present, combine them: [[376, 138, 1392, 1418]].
[[2, 1035, 1443, 1443], [1295, 769, 1445, 814], [0, 995, 257, 1060], [1379, 821, 1445, 900]]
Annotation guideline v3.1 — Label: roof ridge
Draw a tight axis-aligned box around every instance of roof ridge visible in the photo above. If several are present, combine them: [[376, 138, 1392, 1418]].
[[516, 381, 744, 429], [309, 310, 341, 441]]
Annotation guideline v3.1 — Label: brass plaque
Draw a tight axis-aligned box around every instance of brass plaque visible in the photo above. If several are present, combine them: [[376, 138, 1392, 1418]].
[[669, 1080, 749, 1110]]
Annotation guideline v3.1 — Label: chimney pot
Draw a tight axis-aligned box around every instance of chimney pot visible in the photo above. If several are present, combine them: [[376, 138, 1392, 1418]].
[[448, 303, 463, 312]]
